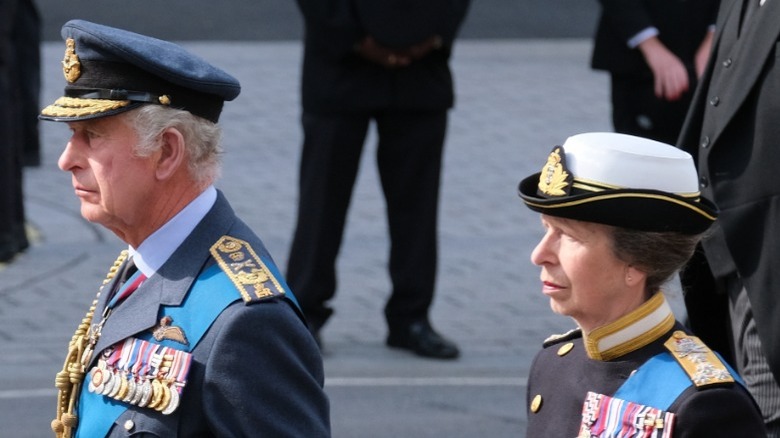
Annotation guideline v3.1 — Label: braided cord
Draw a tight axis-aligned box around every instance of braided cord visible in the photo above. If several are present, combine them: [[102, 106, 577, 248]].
[[51, 251, 128, 438]]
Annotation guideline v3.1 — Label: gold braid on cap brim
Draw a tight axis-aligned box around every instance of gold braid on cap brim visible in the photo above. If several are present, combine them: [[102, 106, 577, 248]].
[[523, 192, 717, 221], [41, 97, 131, 119], [51, 251, 128, 438]]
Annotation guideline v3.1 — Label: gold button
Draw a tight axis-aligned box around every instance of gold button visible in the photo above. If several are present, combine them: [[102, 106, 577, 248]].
[[124, 420, 134, 431], [530, 394, 543, 413], [557, 342, 574, 356]]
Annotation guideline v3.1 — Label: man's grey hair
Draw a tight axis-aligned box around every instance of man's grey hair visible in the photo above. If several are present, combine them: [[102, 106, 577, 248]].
[[127, 105, 223, 185]]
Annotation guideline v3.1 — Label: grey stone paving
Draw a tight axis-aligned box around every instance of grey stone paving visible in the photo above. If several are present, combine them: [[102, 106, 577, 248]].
[[0, 39, 690, 438]]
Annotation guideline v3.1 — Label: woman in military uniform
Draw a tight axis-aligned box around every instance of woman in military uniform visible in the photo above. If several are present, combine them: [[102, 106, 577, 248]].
[[518, 132, 766, 437]]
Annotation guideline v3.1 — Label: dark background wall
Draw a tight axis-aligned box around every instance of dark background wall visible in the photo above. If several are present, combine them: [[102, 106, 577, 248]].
[[36, 0, 600, 41]]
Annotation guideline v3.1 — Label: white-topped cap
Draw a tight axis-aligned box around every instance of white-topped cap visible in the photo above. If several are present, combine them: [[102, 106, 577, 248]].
[[518, 132, 717, 234], [562, 132, 699, 195]]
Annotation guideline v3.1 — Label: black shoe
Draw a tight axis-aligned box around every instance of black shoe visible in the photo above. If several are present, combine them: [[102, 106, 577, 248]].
[[0, 245, 16, 263], [0, 232, 25, 263], [387, 321, 460, 359]]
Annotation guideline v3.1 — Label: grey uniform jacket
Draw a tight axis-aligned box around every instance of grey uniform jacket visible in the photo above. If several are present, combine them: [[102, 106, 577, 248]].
[[78, 191, 330, 437]]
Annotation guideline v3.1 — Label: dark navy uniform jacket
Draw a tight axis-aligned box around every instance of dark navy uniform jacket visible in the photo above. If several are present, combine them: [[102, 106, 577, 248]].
[[526, 294, 765, 437]]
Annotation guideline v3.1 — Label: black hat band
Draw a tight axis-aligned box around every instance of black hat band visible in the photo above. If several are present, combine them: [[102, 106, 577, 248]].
[[45, 60, 224, 123]]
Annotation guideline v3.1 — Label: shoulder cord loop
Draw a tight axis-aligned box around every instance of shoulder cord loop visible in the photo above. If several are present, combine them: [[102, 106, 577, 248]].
[[51, 250, 128, 438]]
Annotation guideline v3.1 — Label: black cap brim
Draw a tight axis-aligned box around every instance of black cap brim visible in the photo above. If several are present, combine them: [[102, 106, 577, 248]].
[[518, 173, 718, 235]]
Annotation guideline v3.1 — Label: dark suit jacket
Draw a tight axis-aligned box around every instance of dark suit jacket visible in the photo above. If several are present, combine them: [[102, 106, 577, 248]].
[[84, 192, 330, 437], [296, 0, 470, 113], [678, 0, 780, 386], [591, 0, 719, 77]]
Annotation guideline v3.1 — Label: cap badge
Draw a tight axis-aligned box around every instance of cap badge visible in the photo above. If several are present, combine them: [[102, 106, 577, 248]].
[[537, 146, 573, 197], [62, 38, 82, 83]]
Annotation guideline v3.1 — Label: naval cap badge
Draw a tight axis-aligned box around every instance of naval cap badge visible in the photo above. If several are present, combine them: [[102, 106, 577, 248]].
[[62, 38, 81, 83], [537, 146, 573, 198]]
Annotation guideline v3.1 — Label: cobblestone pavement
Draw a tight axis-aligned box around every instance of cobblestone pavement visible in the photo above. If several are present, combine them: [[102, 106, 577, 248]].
[[0, 39, 687, 437]]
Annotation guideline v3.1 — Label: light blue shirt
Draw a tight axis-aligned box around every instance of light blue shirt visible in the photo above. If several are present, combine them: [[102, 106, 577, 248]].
[[628, 27, 659, 49], [628, 25, 716, 50], [129, 186, 217, 277]]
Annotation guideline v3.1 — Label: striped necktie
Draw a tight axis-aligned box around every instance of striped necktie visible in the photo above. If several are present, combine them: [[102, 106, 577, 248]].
[[109, 258, 147, 307]]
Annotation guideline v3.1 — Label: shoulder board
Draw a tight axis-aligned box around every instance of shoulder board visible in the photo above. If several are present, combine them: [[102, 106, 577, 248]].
[[210, 235, 287, 305], [543, 328, 581, 348], [663, 330, 735, 388]]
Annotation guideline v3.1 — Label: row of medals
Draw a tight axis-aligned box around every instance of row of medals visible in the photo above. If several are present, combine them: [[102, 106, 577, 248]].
[[87, 352, 181, 415]]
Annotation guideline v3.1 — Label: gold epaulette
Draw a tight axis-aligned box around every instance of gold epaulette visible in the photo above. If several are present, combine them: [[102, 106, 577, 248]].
[[543, 328, 581, 347], [210, 236, 286, 304], [664, 330, 735, 387]]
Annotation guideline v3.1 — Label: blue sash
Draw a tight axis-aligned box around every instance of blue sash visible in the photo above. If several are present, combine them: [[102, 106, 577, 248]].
[[76, 264, 238, 438], [614, 351, 745, 410]]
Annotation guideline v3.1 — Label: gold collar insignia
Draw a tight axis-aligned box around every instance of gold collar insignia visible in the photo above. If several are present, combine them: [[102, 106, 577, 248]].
[[62, 38, 82, 83]]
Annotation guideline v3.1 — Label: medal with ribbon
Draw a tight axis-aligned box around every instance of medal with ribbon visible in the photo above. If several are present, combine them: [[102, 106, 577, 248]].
[[85, 336, 192, 415]]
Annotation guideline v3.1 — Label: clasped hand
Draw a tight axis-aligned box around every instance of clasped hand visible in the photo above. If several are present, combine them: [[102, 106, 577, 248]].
[[355, 35, 443, 68]]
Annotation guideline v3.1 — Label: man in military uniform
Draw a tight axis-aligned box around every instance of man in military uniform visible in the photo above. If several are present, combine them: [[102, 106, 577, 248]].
[[518, 132, 764, 436], [41, 20, 330, 437]]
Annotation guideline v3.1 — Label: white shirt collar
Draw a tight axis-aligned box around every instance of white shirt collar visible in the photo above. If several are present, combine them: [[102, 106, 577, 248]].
[[129, 186, 217, 277]]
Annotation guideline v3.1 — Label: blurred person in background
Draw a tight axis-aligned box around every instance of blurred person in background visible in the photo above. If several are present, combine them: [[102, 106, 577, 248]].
[[0, 0, 39, 263], [288, 0, 471, 359], [591, 0, 718, 144]]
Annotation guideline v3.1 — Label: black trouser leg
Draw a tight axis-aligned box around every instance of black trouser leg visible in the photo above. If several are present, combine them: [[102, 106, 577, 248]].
[[286, 112, 370, 329], [375, 110, 447, 329]]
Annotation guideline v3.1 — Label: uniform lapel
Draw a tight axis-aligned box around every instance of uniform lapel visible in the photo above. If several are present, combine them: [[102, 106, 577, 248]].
[[92, 274, 165, 356], [90, 191, 237, 358], [156, 191, 235, 306]]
